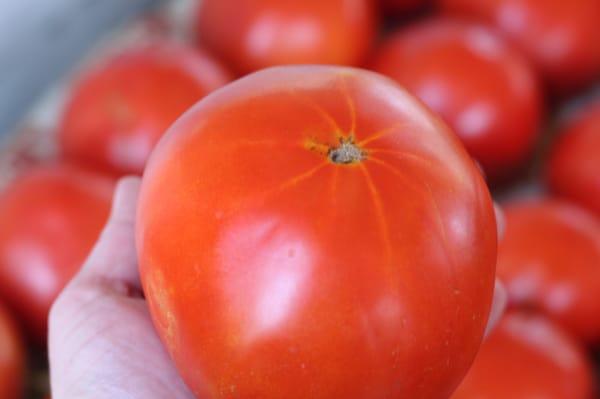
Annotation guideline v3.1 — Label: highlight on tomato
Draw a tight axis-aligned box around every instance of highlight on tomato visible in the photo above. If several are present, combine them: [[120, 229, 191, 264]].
[[370, 18, 544, 182], [497, 199, 600, 343], [438, 0, 600, 94], [452, 311, 595, 399], [59, 41, 233, 176], [0, 164, 114, 343], [137, 66, 498, 398], [546, 100, 600, 217], [0, 302, 25, 399], [196, 0, 378, 75]]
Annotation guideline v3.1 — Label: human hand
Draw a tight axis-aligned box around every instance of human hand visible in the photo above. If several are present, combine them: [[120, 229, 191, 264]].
[[48, 177, 194, 399], [48, 176, 506, 398]]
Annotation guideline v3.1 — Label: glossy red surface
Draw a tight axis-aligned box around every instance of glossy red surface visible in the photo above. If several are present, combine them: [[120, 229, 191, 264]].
[[0, 303, 25, 399], [59, 41, 232, 176], [197, 0, 378, 75], [452, 312, 594, 399], [371, 18, 543, 181], [547, 101, 600, 217], [137, 66, 497, 398], [498, 200, 600, 343], [0, 164, 113, 342], [439, 0, 600, 94]]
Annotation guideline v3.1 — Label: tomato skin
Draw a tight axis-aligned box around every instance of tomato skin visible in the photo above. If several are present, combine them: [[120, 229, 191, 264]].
[[59, 42, 232, 176], [497, 200, 600, 343], [0, 303, 25, 399], [137, 66, 497, 398], [196, 0, 378, 75], [438, 0, 600, 94], [546, 101, 600, 217], [452, 312, 594, 399], [0, 164, 113, 342], [370, 18, 543, 181]]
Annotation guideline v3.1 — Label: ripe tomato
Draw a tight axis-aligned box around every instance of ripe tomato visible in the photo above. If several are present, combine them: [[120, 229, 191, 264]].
[[371, 18, 544, 182], [137, 66, 497, 398], [438, 0, 600, 94], [380, 0, 430, 14], [196, 0, 378, 75], [0, 164, 113, 342], [497, 199, 600, 343], [546, 101, 600, 217], [0, 303, 25, 399], [452, 311, 594, 399], [59, 41, 232, 176]]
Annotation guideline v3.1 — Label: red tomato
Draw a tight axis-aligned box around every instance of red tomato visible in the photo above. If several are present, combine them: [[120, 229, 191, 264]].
[[137, 66, 497, 398], [0, 303, 25, 399], [196, 0, 378, 75], [59, 41, 232, 176], [546, 100, 600, 217], [498, 200, 600, 343], [371, 18, 544, 181], [452, 311, 594, 399], [381, 0, 430, 14], [0, 164, 113, 342], [438, 0, 600, 94]]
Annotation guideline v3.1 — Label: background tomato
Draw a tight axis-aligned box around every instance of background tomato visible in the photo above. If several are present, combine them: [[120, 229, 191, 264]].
[[546, 101, 600, 217], [438, 0, 600, 94], [371, 18, 544, 181], [497, 200, 600, 343], [196, 0, 378, 75], [59, 41, 232, 176], [0, 164, 113, 342], [137, 66, 497, 398], [452, 311, 594, 399], [0, 302, 25, 399]]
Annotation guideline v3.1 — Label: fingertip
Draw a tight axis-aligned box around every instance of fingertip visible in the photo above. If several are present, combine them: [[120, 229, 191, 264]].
[[473, 159, 486, 179], [494, 203, 505, 240], [494, 279, 507, 311], [74, 176, 143, 291], [110, 176, 142, 223], [485, 279, 507, 337]]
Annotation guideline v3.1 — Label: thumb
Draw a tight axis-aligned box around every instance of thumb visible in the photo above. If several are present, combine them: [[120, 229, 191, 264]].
[[77, 176, 142, 291]]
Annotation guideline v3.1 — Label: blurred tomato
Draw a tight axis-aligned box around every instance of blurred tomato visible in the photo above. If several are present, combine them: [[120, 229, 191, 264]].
[[371, 18, 543, 181], [380, 0, 430, 14], [59, 41, 232, 176], [498, 200, 600, 343], [138, 66, 497, 398], [0, 164, 113, 342], [196, 0, 377, 75], [546, 100, 600, 217], [438, 0, 600, 94], [0, 303, 24, 399], [452, 311, 594, 399]]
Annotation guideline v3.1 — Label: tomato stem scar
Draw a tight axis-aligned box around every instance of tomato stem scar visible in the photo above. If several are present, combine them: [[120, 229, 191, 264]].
[[328, 137, 365, 164]]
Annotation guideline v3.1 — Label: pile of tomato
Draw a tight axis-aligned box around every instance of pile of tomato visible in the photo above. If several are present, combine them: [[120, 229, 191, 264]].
[[0, 0, 598, 398]]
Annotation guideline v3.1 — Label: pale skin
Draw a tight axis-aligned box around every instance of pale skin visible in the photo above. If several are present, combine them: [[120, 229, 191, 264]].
[[49, 177, 507, 399]]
